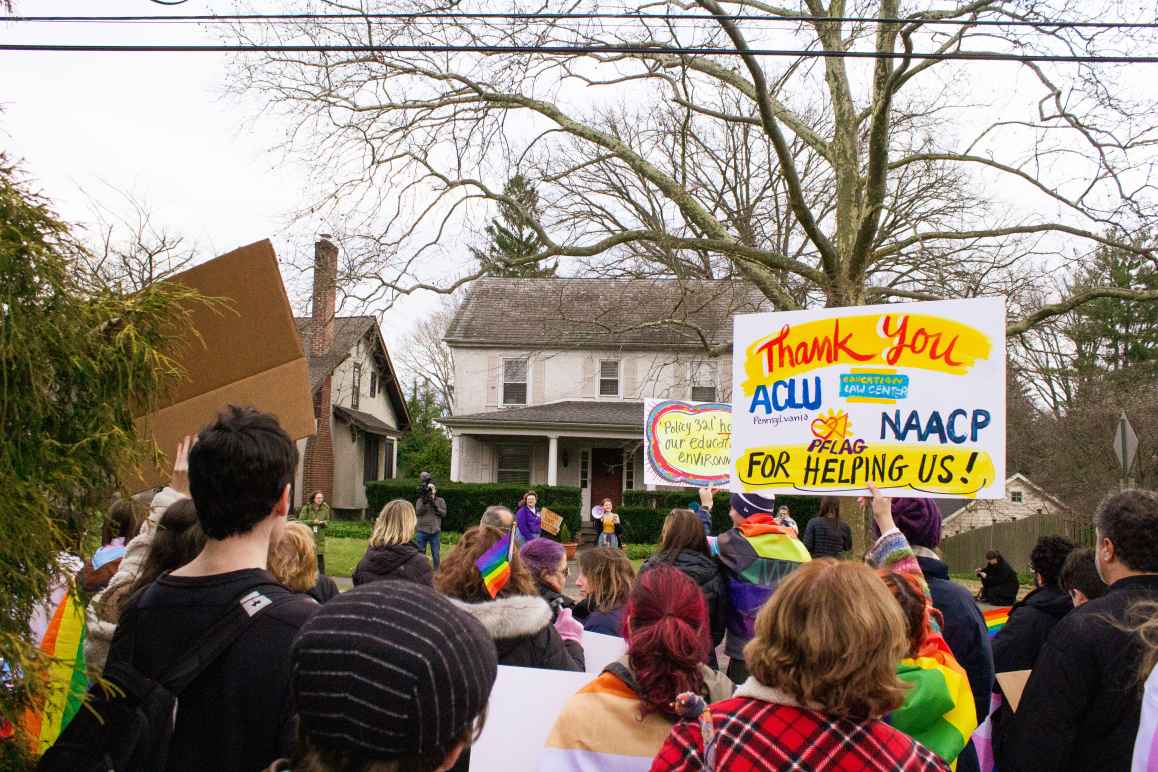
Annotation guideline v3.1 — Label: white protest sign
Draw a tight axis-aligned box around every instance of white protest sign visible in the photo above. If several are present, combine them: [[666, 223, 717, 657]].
[[731, 297, 1006, 499], [581, 631, 626, 674], [643, 400, 732, 488], [470, 666, 592, 772]]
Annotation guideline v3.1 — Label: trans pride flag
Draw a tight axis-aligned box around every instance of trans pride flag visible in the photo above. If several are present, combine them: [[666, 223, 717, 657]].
[[476, 528, 515, 598]]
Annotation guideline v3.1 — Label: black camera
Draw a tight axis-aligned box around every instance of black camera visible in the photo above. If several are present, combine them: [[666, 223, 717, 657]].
[[417, 472, 435, 498]]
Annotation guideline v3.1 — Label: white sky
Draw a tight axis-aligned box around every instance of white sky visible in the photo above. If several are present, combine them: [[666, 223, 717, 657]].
[[0, 0, 441, 363]]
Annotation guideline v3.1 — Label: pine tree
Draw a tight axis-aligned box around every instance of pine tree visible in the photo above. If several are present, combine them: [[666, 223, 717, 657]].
[[471, 175, 558, 278]]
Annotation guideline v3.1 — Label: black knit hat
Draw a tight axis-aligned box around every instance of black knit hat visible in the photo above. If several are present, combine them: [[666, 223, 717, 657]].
[[291, 582, 498, 759]]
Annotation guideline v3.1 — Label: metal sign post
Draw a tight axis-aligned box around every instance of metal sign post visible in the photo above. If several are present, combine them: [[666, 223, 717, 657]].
[[1113, 411, 1139, 491]]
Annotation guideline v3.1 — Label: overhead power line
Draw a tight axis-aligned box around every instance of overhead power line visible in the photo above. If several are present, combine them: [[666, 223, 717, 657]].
[[5, 11, 1158, 31], [2, 42, 1157, 63]]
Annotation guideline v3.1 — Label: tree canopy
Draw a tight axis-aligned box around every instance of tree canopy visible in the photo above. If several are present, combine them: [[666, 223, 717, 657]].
[[470, 175, 558, 279]]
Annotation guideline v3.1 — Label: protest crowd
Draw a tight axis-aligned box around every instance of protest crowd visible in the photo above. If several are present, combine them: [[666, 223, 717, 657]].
[[14, 405, 1158, 771]]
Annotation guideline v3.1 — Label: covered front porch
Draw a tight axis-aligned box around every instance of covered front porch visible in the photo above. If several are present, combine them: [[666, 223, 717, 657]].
[[441, 401, 648, 518]]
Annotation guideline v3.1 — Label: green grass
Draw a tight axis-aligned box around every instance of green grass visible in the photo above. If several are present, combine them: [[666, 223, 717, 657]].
[[325, 536, 458, 578]]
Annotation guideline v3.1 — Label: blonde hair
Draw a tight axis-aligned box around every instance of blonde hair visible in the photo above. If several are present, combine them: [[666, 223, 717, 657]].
[[744, 559, 909, 720], [370, 499, 418, 547], [577, 547, 636, 613], [1126, 600, 1158, 683], [269, 521, 318, 593]]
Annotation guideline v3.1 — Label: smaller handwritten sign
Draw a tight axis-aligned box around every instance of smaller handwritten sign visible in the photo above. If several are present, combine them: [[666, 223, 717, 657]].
[[644, 400, 732, 487], [539, 508, 562, 536]]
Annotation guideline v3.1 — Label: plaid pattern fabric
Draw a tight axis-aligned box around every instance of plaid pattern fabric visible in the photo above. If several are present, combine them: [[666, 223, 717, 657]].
[[651, 698, 949, 772]]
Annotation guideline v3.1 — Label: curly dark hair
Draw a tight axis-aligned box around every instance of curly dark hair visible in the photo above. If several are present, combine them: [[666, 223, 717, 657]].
[[1030, 535, 1076, 590], [1095, 490, 1158, 573]]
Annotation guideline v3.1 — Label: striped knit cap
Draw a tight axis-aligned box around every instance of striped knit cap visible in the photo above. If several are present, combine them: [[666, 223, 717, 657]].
[[291, 582, 498, 759]]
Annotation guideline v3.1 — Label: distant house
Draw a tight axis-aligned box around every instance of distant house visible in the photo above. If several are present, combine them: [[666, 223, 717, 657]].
[[440, 277, 765, 516], [941, 473, 1072, 538], [294, 237, 410, 515]]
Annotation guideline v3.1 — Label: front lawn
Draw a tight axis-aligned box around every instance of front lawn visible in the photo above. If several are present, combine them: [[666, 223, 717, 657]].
[[325, 536, 457, 578]]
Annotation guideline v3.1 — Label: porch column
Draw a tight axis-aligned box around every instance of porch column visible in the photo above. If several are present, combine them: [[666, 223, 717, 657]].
[[450, 434, 463, 482], [547, 435, 559, 486], [391, 439, 399, 480]]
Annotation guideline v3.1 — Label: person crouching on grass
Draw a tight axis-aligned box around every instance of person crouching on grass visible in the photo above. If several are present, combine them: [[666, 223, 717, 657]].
[[652, 556, 949, 771]]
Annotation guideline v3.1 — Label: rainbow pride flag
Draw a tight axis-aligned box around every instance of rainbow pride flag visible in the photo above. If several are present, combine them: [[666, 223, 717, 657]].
[[890, 636, 978, 769], [476, 528, 515, 598], [19, 566, 88, 756], [984, 607, 1011, 638]]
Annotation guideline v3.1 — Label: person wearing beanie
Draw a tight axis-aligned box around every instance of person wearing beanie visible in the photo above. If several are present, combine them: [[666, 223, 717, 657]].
[[271, 581, 498, 772], [890, 497, 994, 742], [709, 488, 810, 683]]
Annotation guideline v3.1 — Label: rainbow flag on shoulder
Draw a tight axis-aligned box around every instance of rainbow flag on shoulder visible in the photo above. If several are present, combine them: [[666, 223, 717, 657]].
[[984, 607, 1011, 638], [475, 528, 515, 598], [890, 635, 978, 770]]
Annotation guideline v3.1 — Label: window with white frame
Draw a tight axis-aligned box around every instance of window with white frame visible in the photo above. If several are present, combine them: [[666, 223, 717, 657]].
[[496, 445, 531, 484], [599, 359, 621, 397], [352, 363, 362, 409], [1011, 491, 1024, 503], [369, 370, 378, 398], [502, 358, 529, 405], [579, 449, 590, 489], [690, 360, 717, 402]]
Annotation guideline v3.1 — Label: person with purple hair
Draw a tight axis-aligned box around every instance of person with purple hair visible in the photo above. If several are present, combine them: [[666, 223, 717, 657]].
[[520, 537, 575, 623]]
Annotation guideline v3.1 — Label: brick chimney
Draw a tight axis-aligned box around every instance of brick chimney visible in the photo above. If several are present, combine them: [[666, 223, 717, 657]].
[[302, 235, 338, 506]]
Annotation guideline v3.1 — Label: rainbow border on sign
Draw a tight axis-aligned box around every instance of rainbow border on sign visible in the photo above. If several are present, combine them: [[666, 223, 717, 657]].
[[645, 400, 732, 486]]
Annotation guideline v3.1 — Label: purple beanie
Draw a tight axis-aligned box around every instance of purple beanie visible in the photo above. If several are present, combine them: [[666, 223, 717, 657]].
[[730, 492, 777, 519], [520, 537, 564, 576], [888, 498, 943, 548]]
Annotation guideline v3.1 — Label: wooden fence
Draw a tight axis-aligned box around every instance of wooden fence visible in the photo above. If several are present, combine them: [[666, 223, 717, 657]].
[[940, 513, 1095, 575]]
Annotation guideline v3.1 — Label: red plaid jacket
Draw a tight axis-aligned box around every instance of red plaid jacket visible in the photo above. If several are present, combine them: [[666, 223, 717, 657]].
[[651, 696, 949, 772]]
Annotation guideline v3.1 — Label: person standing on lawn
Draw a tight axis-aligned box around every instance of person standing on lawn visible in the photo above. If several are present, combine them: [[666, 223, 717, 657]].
[[415, 471, 447, 569], [297, 490, 331, 575]]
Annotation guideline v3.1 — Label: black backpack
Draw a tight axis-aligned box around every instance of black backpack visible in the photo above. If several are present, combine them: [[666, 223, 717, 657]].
[[38, 583, 292, 772]]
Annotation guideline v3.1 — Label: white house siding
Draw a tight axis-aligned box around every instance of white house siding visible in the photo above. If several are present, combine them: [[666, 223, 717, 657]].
[[942, 478, 1064, 538], [453, 348, 732, 415], [331, 336, 401, 428]]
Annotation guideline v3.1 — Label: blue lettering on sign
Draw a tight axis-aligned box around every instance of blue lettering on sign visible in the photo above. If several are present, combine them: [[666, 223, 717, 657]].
[[749, 377, 822, 415], [879, 409, 991, 444], [839, 372, 910, 401]]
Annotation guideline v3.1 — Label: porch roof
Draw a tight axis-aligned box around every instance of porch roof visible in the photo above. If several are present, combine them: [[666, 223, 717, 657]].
[[334, 405, 404, 438], [441, 400, 644, 434]]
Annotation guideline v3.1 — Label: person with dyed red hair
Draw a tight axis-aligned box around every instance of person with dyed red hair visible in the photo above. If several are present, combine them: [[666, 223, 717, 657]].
[[542, 566, 733, 771]]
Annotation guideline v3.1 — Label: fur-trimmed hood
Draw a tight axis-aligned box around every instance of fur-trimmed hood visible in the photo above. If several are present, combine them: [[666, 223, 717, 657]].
[[448, 594, 552, 640]]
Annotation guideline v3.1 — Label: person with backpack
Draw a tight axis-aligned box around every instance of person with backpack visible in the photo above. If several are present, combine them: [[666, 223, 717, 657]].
[[41, 406, 319, 772]]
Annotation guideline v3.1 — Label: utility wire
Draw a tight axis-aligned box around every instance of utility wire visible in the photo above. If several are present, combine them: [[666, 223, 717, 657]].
[[5, 11, 1158, 30], [2, 42, 1157, 63]]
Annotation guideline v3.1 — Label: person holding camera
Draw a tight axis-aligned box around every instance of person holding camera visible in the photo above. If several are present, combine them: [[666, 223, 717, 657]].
[[415, 471, 446, 569]]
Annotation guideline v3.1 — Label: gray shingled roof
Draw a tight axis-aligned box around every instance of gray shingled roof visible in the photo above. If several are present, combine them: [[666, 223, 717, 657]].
[[334, 405, 403, 436], [441, 400, 645, 429], [445, 278, 767, 350], [295, 316, 377, 391]]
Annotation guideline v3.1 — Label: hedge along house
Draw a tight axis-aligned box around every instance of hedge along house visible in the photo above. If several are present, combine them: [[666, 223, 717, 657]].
[[440, 278, 765, 521], [294, 236, 410, 516]]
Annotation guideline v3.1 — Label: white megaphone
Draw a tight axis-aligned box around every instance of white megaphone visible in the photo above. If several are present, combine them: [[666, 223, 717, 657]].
[[591, 504, 605, 519]]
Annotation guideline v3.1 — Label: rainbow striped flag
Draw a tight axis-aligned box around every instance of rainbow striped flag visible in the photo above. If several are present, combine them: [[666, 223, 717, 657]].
[[984, 607, 1011, 638], [19, 566, 88, 756], [890, 636, 978, 769], [476, 528, 515, 598]]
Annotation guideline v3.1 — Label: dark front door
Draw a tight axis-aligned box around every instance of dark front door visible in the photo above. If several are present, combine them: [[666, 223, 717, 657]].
[[364, 434, 381, 484], [590, 447, 624, 511]]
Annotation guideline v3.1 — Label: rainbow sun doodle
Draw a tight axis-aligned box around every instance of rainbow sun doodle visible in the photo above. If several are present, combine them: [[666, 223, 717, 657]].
[[810, 408, 852, 443]]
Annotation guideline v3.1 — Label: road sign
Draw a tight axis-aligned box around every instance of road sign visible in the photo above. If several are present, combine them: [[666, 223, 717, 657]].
[[1114, 411, 1139, 476]]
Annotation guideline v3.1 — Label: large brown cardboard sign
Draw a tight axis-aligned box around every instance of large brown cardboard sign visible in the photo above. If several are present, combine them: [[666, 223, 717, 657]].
[[127, 240, 315, 491]]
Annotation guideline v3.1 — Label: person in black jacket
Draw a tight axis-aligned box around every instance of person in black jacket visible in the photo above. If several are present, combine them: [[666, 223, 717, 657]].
[[436, 526, 584, 672], [1001, 490, 1158, 772], [992, 535, 1075, 673], [802, 497, 852, 558], [352, 499, 435, 587], [641, 508, 727, 666], [890, 496, 994, 772], [976, 550, 1020, 605]]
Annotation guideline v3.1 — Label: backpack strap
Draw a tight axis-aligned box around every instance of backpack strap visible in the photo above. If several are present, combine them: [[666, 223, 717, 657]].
[[159, 583, 296, 695]]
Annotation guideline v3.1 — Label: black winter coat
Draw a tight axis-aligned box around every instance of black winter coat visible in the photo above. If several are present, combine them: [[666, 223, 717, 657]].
[[352, 543, 434, 587], [642, 549, 728, 648], [917, 553, 995, 723], [450, 594, 584, 672], [803, 516, 852, 558], [307, 574, 340, 604], [979, 559, 1020, 604], [534, 580, 576, 623], [992, 585, 1072, 673], [1000, 574, 1158, 772]]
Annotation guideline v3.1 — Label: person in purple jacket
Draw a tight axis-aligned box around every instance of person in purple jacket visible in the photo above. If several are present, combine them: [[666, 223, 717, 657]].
[[515, 490, 542, 543]]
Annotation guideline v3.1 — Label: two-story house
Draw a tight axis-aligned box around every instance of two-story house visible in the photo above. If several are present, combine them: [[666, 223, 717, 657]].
[[441, 277, 765, 515], [295, 237, 410, 515]]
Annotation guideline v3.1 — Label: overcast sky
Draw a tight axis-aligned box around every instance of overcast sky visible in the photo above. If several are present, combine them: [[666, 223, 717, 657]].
[[1, 0, 441, 368]]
